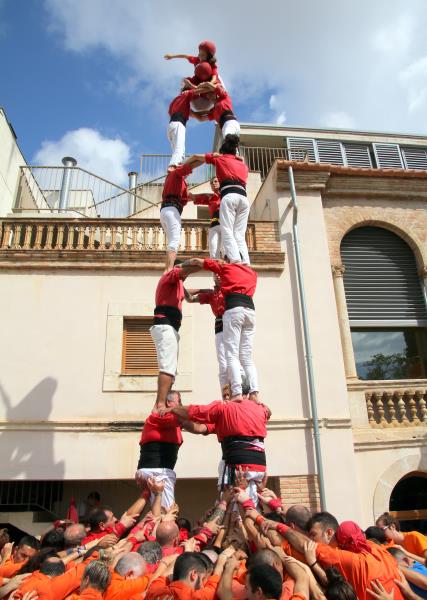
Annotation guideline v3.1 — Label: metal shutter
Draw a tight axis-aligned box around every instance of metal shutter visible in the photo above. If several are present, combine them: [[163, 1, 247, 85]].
[[316, 139, 345, 165], [286, 137, 317, 162], [401, 147, 427, 170], [373, 143, 403, 169], [343, 143, 373, 168], [341, 227, 427, 322], [122, 317, 158, 375]]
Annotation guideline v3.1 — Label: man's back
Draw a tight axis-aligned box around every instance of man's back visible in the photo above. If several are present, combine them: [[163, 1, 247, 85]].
[[215, 398, 268, 440]]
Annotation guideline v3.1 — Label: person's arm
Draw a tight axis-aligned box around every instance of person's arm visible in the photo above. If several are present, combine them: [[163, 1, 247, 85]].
[[147, 478, 165, 518], [303, 540, 327, 587], [181, 420, 209, 435], [0, 574, 31, 599], [400, 567, 427, 591], [180, 258, 205, 275], [393, 572, 423, 600], [169, 404, 190, 420], [125, 489, 149, 517], [186, 154, 207, 169], [282, 556, 310, 600], [189, 193, 212, 206], [217, 555, 239, 600], [164, 53, 192, 60]]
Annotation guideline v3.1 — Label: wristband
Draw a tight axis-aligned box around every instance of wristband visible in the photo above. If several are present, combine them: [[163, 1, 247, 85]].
[[127, 536, 138, 546], [268, 498, 282, 511], [255, 515, 266, 526], [276, 523, 290, 536], [309, 561, 318, 569], [199, 526, 215, 539], [242, 499, 256, 511]]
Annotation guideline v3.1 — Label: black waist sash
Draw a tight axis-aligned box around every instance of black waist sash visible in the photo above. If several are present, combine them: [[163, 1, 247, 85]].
[[215, 316, 223, 334], [170, 112, 188, 126], [221, 436, 266, 467], [138, 441, 179, 470], [210, 209, 220, 228], [154, 305, 182, 331], [161, 195, 184, 215], [219, 110, 236, 128], [225, 293, 255, 311], [220, 179, 246, 199]]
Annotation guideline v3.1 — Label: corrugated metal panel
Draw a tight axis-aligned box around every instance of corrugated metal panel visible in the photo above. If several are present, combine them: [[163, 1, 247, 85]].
[[341, 227, 427, 321], [343, 143, 373, 168], [373, 143, 403, 169], [401, 146, 427, 170], [287, 137, 317, 162], [316, 139, 345, 165]]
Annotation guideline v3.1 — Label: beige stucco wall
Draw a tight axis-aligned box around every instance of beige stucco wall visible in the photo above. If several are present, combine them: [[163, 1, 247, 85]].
[[0, 109, 27, 217]]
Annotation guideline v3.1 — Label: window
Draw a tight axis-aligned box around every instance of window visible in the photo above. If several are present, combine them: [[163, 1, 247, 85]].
[[341, 226, 427, 380], [122, 317, 158, 375]]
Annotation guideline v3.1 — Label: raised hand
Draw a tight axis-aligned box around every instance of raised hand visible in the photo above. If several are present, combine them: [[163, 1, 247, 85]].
[[147, 477, 165, 495]]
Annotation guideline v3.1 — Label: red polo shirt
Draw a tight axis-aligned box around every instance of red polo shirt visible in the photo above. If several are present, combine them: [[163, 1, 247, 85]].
[[204, 153, 248, 186], [207, 87, 234, 124], [168, 90, 195, 120], [140, 412, 183, 446], [198, 289, 225, 317], [203, 260, 257, 297], [192, 192, 221, 218], [154, 267, 185, 312], [162, 163, 193, 206]]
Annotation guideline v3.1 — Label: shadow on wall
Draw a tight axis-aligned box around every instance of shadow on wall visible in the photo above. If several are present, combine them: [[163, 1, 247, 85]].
[[0, 378, 65, 480]]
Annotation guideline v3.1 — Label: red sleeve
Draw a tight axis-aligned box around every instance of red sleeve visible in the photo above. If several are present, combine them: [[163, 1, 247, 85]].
[[163, 266, 182, 284], [203, 258, 221, 274], [198, 291, 213, 305], [215, 86, 227, 100], [113, 521, 126, 538], [188, 56, 199, 65], [175, 163, 193, 177], [192, 193, 212, 206], [188, 401, 222, 424], [204, 153, 216, 165], [203, 423, 216, 435]]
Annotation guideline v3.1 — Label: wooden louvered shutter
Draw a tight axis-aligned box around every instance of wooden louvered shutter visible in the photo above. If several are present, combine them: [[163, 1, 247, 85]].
[[122, 318, 158, 375], [372, 143, 403, 169], [343, 143, 373, 168], [401, 147, 427, 170], [341, 227, 427, 324], [287, 137, 317, 162], [316, 139, 345, 165]]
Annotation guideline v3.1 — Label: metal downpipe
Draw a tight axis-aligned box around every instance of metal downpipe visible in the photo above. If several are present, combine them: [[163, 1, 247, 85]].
[[287, 164, 327, 510]]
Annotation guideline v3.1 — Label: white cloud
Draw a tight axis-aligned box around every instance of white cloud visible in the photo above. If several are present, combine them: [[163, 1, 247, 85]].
[[33, 128, 131, 185], [399, 55, 427, 113], [322, 111, 356, 129], [42, 0, 427, 134]]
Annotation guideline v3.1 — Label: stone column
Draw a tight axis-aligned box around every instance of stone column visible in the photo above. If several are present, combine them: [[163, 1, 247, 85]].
[[331, 263, 358, 381]]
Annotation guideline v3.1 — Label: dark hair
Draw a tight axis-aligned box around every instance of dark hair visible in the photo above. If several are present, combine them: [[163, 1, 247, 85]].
[[387, 547, 407, 560], [307, 511, 339, 533], [219, 134, 240, 156], [88, 491, 101, 502], [376, 512, 400, 531], [82, 560, 111, 592], [18, 535, 41, 551], [285, 505, 311, 531], [88, 508, 108, 532], [325, 567, 357, 600], [242, 382, 251, 396], [41, 529, 65, 551], [40, 558, 66, 577], [174, 259, 183, 266], [177, 518, 191, 532], [173, 552, 207, 581], [263, 512, 285, 523], [17, 548, 58, 574], [364, 526, 387, 544], [137, 541, 162, 565], [248, 564, 282, 600]]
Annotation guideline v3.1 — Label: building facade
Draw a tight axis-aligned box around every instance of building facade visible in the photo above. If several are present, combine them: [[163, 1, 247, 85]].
[[0, 112, 426, 534]]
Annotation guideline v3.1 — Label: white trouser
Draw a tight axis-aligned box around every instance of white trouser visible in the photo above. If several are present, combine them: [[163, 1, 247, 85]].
[[135, 467, 176, 509], [167, 121, 186, 166], [160, 205, 181, 253], [219, 193, 250, 264], [223, 306, 258, 396], [222, 119, 240, 138], [208, 224, 222, 259], [215, 331, 228, 390], [150, 324, 180, 376]]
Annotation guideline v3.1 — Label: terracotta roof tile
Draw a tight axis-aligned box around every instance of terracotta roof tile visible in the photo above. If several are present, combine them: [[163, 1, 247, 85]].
[[276, 160, 427, 179]]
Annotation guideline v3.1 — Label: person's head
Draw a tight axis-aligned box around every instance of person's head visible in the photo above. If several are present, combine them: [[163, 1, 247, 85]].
[[156, 521, 180, 548], [166, 390, 182, 409], [17, 548, 58, 575], [246, 564, 283, 600], [198, 552, 214, 581], [115, 552, 146, 579], [220, 134, 240, 156], [325, 566, 357, 600], [246, 548, 283, 578], [0, 528, 9, 550], [64, 523, 86, 548], [174, 258, 183, 267], [335, 522, 371, 554], [222, 384, 230, 401], [364, 526, 387, 545], [136, 541, 162, 565], [285, 505, 312, 533], [88, 507, 116, 533], [198, 40, 216, 63], [307, 512, 339, 544], [177, 517, 191, 533], [375, 513, 403, 543], [172, 552, 207, 589], [14, 535, 41, 563], [41, 528, 65, 552], [80, 560, 111, 593], [210, 177, 220, 193], [241, 382, 251, 397], [387, 546, 414, 569], [87, 491, 101, 507], [195, 62, 213, 82], [40, 557, 66, 577], [202, 548, 219, 566]]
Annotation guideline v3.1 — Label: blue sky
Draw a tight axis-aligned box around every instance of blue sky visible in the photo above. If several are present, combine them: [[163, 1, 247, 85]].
[[1, 0, 427, 185]]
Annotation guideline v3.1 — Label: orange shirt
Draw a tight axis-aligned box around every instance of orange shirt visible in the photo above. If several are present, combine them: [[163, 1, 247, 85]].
[[104, 571, 149, 600], [402, 531, 427, 557], [316, 541, 404, 600], [66, 590, 103, 600], [281, 540, 307, 564], [17, 562, 86, 599], [146, 575, 220, 600], [0, 557, 25, 578]]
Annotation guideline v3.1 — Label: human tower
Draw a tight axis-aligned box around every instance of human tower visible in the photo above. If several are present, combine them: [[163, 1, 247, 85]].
[[135, 41, 270, 510]]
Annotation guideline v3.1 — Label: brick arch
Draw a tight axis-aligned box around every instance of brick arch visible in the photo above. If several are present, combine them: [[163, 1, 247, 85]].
[[372, 454, 427, 520]]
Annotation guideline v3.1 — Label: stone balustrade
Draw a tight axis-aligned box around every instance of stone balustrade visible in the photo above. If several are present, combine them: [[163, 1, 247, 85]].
[[365, 387, 427, 427]]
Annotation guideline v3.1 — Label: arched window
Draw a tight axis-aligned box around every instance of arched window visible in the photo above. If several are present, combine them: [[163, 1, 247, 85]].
[[389, 472, 427, 533], [340, 226, 427, 380]]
